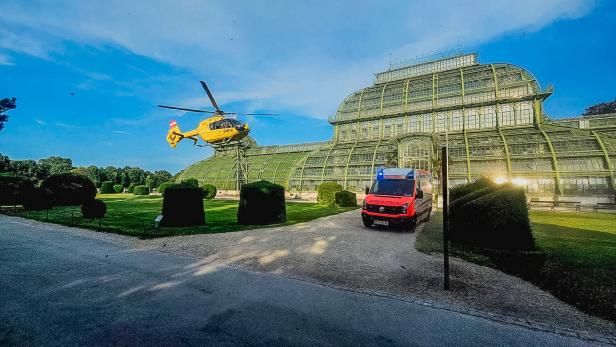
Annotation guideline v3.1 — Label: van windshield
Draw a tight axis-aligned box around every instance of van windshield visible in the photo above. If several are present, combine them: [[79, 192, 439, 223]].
[[369, 179, 415, 197]]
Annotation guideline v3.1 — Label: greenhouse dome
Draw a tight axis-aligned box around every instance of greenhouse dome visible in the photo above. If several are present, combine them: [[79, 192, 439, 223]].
[[177, 53, 616, 201]]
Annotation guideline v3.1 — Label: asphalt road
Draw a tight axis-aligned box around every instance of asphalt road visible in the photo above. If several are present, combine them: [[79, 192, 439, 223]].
[[0, 217, 604, 346]]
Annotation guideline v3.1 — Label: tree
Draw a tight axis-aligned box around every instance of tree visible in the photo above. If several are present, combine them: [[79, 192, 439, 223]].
[[148, 170, 173, 189], [39, 156, 72, 176], [0, 97, 16, 131], [583, 98, 616, 116], [127, 167, 147, 187], [0, 154, 10, 173]]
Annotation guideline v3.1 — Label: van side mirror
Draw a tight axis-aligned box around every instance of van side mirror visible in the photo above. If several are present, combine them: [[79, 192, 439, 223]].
[[365, 187, 370, 195], [416, 189, 424, 199]]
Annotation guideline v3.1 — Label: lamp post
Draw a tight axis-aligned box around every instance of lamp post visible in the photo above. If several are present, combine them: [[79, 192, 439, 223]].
[[442, 145, 450, 290]]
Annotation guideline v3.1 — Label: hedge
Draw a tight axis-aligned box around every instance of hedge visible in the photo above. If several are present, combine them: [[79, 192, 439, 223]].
[[113, 184, 124, 193], [161, 186, 205, 227], [202, 184, 217, 200], [0, 176, 34, 205], [317, 182, 343, 206], [450, 177, 494, 201], [41, 173, 97, 206], [133, 185, 150, 195], [237, 180, 286, 225], [450, 184, 534, 251], [81, 199, 107, 218], [22, 187, 54, 211], [181, 178, 199, 187], [157, 181, 176, 195], [127, 183, 138, 193], [100, 181, 115, 194], [335, 190, 357, 207]]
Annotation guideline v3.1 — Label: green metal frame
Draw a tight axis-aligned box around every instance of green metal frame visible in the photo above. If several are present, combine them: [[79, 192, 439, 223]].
[[592, 130, 615, 190]]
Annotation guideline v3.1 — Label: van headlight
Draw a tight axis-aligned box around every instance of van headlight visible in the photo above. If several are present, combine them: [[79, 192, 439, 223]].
[[401, 202, 409, 214], [362, 199, 367, 209]]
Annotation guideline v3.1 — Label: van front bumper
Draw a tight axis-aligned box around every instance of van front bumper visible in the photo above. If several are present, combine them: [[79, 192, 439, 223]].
[[361, 211, 413, 225]]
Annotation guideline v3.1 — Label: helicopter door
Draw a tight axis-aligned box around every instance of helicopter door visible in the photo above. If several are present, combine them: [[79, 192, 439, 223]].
[[207, 119, 237, 143]]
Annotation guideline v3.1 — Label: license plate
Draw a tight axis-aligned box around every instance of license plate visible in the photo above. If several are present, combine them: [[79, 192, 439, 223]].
[[373, 220, 389, 226]]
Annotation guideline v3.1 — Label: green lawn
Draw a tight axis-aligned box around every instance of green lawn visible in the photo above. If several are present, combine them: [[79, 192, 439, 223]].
[[416, 210, 616, 322], [18, 194, 357, 238]]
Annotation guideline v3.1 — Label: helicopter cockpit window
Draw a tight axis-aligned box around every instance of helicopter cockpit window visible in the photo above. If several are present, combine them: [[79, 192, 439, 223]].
[[209, 119, 242, 130]]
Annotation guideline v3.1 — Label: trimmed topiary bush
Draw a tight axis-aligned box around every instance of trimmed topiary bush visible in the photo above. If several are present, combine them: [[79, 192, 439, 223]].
[[202, 184, 217, 200], [133, 185, 150, 195], [157, 181, 175, 195], [161, 186, 205, 227], [335, 190, 357, 207], [0, 176, 34, 206], [41, 173, 97, 206], [237, 180, 286, 225], [113, 184, 124, 193], [450, 184, 534, 251], [317, 182, 343, 206], [450, 177, 494, 201], [81, 199, 107, 218], [22, 188, 53, 211], [127, 183, 138, 193], [181, 178, 199, 187], [100, 181, 115, 194]]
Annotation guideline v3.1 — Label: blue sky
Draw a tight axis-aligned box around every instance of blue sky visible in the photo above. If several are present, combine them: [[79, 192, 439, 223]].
[[1, 0, 614, 173]]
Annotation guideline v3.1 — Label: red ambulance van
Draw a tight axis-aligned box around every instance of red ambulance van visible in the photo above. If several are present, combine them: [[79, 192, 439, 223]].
[[361, 168, 432, 232]]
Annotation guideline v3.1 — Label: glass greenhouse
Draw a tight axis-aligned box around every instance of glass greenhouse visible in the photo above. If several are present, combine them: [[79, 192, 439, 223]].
[[177, 53, 616, 198]]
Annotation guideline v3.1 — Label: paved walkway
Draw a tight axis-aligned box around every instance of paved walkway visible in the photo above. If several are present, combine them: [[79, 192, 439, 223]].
[[1, 214, 615, 345], [1, 215, 613, 346]]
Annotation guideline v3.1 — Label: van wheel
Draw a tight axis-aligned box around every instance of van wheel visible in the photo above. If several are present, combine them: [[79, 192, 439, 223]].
[[405, 218, 416, 233], [362, 216, 372, 228]]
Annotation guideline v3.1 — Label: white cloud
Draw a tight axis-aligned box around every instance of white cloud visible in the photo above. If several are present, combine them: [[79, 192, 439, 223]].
[[0, 0, 595, 118], [111, 130, 130, 135], [35, 119, 46, 125], [0, 52, 14, 65]]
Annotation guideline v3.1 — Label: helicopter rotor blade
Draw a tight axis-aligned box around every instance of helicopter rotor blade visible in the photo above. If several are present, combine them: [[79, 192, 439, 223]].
[[158, 105, 216, 113], [200, 81, 222, 114], [227, 112, 279, 117]]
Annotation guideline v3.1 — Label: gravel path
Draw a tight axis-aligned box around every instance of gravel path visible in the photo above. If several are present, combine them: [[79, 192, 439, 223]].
[[3, 212, 615, 341]]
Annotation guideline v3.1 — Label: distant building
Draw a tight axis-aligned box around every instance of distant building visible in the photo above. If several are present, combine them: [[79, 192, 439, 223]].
[[177, 53, 616, 200]]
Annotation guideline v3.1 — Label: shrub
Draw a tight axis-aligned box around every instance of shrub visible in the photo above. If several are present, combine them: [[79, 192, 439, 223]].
[[113, 184, 124, 193], [22, 188, 53, 211], [202, 184, 217, 200], [450, 177, 494, 201], [133, 185, 150, 195], [0, 176, 34, 205], [180, 178, 199, 187], [161, 186, 205, 227], [127, 183, 138, 193], [237, 180, 286, 225], [450, 184, 534, 251], [100, 181, 115, 194], [335, 190, 357, 207], [81, 199, 107, 218], [41, 173, 97, 206], [317, 182, 343, 206], [157, 181, 176, 195]]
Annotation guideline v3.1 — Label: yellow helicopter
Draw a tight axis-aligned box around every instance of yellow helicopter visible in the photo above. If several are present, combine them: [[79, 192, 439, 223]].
[[159, 81, 276, 148]]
